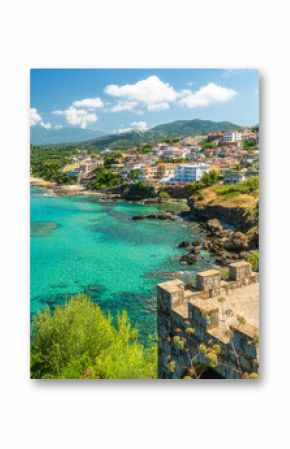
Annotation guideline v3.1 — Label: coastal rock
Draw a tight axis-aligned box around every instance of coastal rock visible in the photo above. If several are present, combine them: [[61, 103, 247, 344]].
[[180, 253, 197, 265], [132, 215, 145, 220], [248, 227, 259, 249], [205, 218, 223, 233], [203, 240, 211, 250], [189, 246, 200, 255], [239, 251, 249, 259], [223, 232, 249, 251], [132, 212, 176, 221], [178, 240, 191, 248], [215, 257, 228, 267]]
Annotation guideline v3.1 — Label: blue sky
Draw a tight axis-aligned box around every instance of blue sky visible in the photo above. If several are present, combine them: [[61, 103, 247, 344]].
[[30, 69, 259, 134]]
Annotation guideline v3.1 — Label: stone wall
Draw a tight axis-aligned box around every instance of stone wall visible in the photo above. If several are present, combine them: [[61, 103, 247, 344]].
[[157, 261, 259, 379]]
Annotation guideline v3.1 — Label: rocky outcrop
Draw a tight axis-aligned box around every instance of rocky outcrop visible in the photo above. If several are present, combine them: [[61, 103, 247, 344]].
[[187, 197, 257, 232], [201, 218, 258, 267], [132, 212, 177, 221], [178, 239, 202, 265]]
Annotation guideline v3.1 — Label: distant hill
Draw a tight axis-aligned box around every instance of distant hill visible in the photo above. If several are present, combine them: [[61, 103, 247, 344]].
[[151, 119, 239, 136], [84, 118, 240, 150], [84, 130, 159, 150], [30, 126, 105, 145]]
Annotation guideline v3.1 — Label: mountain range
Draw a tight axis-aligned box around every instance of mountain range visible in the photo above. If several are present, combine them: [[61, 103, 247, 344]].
[[31, 119, 239, 147], [30, 126, 105, 145], [84, 119, 240, 150]]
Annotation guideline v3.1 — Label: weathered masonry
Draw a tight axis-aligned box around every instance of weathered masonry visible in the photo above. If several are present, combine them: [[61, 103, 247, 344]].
[[157, 261, 259, 379]]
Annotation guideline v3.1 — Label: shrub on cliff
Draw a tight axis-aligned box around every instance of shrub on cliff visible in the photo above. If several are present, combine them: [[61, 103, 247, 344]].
[[215, 176, 259, 196], [247, 251, 259, 272], [158, 190, 171, 202], [31, 295, 157, 379]]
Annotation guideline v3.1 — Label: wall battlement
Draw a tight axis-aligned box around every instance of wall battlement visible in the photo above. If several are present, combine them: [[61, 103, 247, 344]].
[[157, 261, 259, 379]]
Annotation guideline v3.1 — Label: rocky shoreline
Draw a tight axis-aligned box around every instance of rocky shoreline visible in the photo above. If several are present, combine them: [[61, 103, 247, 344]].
[[30, 177, 119, 198], [30, 178, 189, 207], [177, 217, 258, 267], [31, 178, 258, 270]]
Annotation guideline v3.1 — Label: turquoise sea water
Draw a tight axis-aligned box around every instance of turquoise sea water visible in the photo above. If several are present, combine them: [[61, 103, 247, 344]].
[[30, 187, 214, 339]]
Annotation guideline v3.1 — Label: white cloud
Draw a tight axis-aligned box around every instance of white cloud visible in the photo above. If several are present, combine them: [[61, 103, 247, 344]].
[[131, 121, 148, 131], [30, 108, 42, 126], [30, 108, 51, 129], [111, 100, 139, 112], [147, 102, 170, 111], [53, 107, 98, 129], [72, 97, 104, 109], [114, 120, 149, 134], [51, 96, 103, 128], [105, 75, 177, 112], [178, 82, 237, 108], [54, 124, 63, 129], [41, 122, 52, 130]]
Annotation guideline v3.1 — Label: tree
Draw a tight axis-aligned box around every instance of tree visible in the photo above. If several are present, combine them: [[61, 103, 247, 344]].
[[200, 170, 218, 186], [247, 251, 259, 272], [103, 153, 122, 168], [209, 169, 219, 183], [128, 168, 142, 182], [31, 295, 157, 379], [88, 166, 122, 190], [200, 141, 214, 149], [243, 176, 259, 192]]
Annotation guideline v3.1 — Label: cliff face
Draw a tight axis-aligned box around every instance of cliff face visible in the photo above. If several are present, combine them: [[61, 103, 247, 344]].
[[188, 199, 257, 231], [187, 187, 259, 232]]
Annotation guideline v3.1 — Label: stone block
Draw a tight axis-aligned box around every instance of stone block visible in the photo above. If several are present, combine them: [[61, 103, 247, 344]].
[[229, 261, 252, 281], [196, 269, 221, 291], [157, 279, 185, 308]]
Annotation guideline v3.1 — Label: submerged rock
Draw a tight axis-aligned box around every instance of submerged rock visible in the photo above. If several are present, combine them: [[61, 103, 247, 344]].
[[132, 212, 176, 221], [132, 215, 145, 220], [31, 221, 58, 237], [178, 240, 191, 248]]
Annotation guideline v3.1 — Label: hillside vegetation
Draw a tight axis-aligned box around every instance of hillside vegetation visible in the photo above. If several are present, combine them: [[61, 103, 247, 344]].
[[152, 118, 239, 136], [31, 295, 157, 379], [188, 177, 259, 232], [190, 177, 258, 207]]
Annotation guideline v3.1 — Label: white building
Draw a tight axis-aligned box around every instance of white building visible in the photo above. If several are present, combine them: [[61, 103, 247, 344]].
[[161, 163, 210, 184], [224, 171, 246, 184], [222, 131, 242, 143], [161, 147, 190, 159]]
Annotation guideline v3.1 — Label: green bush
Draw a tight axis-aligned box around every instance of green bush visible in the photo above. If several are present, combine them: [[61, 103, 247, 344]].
[[31, 295, 157, 379], [219, 268, 229, 280], [158, 190, 171, 201], [247, 251, 259, 272], [197, 193, 205, 201]]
